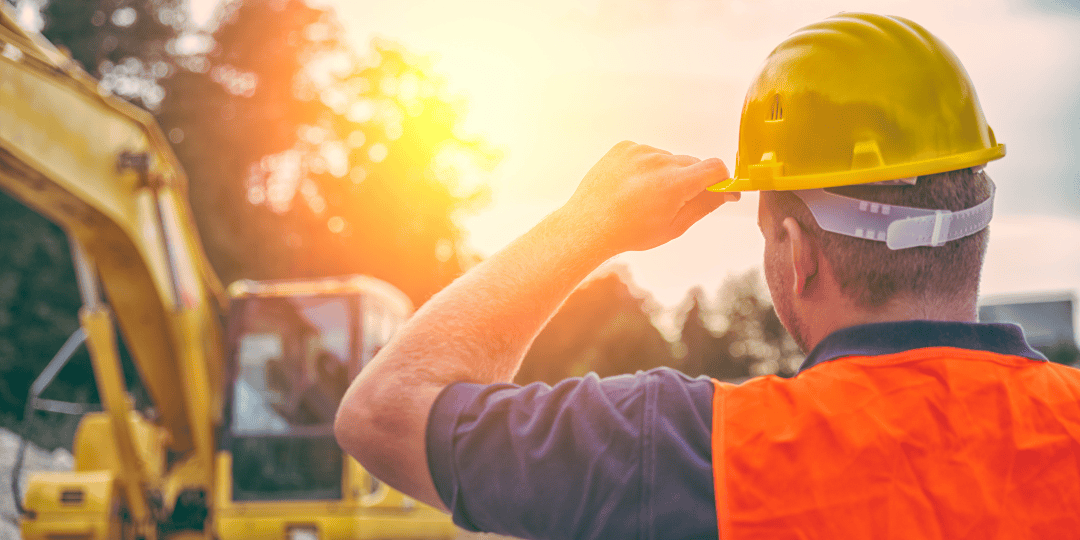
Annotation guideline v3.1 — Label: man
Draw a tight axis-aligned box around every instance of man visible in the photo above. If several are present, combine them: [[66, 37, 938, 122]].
[[336, 13, 1080, 539]]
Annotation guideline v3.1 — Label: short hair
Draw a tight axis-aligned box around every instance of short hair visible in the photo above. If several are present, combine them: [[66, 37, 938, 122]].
[[761, 168, 991, 308]]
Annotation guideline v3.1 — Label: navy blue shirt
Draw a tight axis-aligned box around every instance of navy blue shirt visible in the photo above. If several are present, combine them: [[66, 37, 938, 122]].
[[425, 321, 1044, 540]]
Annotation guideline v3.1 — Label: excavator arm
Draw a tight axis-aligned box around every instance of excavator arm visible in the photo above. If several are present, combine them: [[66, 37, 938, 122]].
[[0, 2, 223, 511]]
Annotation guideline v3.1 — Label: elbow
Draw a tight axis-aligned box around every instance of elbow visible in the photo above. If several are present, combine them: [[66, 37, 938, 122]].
[[334, 381, 371, 462], [334, 372, 403, 467]]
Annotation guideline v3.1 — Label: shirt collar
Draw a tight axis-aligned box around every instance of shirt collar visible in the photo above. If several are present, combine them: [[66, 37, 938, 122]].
[[799, 320, 1047, 373]]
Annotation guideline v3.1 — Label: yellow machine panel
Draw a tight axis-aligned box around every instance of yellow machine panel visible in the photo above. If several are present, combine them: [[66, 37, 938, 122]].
[[21, 470, 123, 540]]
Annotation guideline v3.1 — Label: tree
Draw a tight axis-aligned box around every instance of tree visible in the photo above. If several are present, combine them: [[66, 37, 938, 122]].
[[676, 271, 803, 382], [158, 0, 499, 302], [676, 287, 714, 378], [711, 270, 802, 379], [0, 196, 79, 419], [34, 0, 497, 301], [516, 268, 674, 385], [40, 0, 184, 110]]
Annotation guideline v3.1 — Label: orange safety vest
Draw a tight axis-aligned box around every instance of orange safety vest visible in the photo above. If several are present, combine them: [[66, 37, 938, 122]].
[[711, 347, 1080, 539]]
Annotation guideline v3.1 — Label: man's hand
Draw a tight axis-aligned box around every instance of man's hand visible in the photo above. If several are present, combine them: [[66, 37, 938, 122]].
[[561, 141, 739, 257], [335, 141, 738, 513]]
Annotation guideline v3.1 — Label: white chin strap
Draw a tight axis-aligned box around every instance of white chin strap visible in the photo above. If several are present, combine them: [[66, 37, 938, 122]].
[[792, 176, 995, 250]]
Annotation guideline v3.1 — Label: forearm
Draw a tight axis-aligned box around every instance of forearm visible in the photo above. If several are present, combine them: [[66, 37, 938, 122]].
[[385, 207, 612, 385]]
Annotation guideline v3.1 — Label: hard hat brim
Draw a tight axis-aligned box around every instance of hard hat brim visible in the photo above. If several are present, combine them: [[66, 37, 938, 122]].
[[707, 144, 1005, 192]]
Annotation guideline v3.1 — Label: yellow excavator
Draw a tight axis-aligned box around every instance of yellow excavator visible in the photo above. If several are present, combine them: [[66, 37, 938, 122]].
[[0, 5, 457, 539]]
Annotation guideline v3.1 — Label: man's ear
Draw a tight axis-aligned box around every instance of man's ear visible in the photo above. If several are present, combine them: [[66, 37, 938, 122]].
[[780, 217, 818, 297]]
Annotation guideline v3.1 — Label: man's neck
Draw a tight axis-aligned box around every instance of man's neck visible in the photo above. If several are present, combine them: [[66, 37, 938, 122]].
[[801, 294, 979, 352]]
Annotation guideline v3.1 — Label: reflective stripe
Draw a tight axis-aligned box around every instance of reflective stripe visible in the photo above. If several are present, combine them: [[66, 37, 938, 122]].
[[711, 348, 1080, 539]]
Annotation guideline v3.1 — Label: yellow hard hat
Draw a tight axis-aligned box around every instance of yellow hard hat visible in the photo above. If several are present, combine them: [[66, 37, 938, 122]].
[[709, 12, 1005, 192]]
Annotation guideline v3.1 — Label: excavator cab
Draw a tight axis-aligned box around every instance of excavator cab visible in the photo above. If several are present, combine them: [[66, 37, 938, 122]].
[[222, 276, 409, 502]]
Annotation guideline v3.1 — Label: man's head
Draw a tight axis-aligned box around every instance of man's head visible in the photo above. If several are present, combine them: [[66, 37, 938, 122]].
[[718, 13, 1003, 351], [758, 168, 992, 351]]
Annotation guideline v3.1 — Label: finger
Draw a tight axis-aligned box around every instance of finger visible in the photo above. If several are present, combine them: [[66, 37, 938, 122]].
[[670, 190, 734, 235], [669, 154, 701, 166], [606, 140, 639, 157], [634, 143, 674, 156], [675, 157, 731, 198]]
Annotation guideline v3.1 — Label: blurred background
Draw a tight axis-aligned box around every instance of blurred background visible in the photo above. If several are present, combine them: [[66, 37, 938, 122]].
[[1, 0, 1078, 457]]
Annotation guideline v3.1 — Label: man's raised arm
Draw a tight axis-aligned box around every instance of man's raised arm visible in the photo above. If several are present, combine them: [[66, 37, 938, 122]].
[[333, 141, 738, 510]]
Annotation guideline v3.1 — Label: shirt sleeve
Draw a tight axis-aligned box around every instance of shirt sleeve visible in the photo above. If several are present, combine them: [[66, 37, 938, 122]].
[[425, 367, 718, 540]]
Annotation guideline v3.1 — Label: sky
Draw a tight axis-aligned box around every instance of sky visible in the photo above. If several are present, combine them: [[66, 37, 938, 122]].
[[197, 0, 1080, 327]]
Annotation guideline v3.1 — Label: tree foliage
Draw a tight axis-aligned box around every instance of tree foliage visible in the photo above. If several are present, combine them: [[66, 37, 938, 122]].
[[516, 268, 674, 385], [676, 287, 717, 377], [516, 269, 804, 386], [0, 196, 80, 421], [158, 0, 499, 300], [40, 0, 182, 110], [676, 271, 803, 381], [34, 0, 497, 300]]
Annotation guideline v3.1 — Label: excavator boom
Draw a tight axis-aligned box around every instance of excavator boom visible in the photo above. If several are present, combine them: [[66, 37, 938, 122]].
[[1, 5, 224, 459]]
